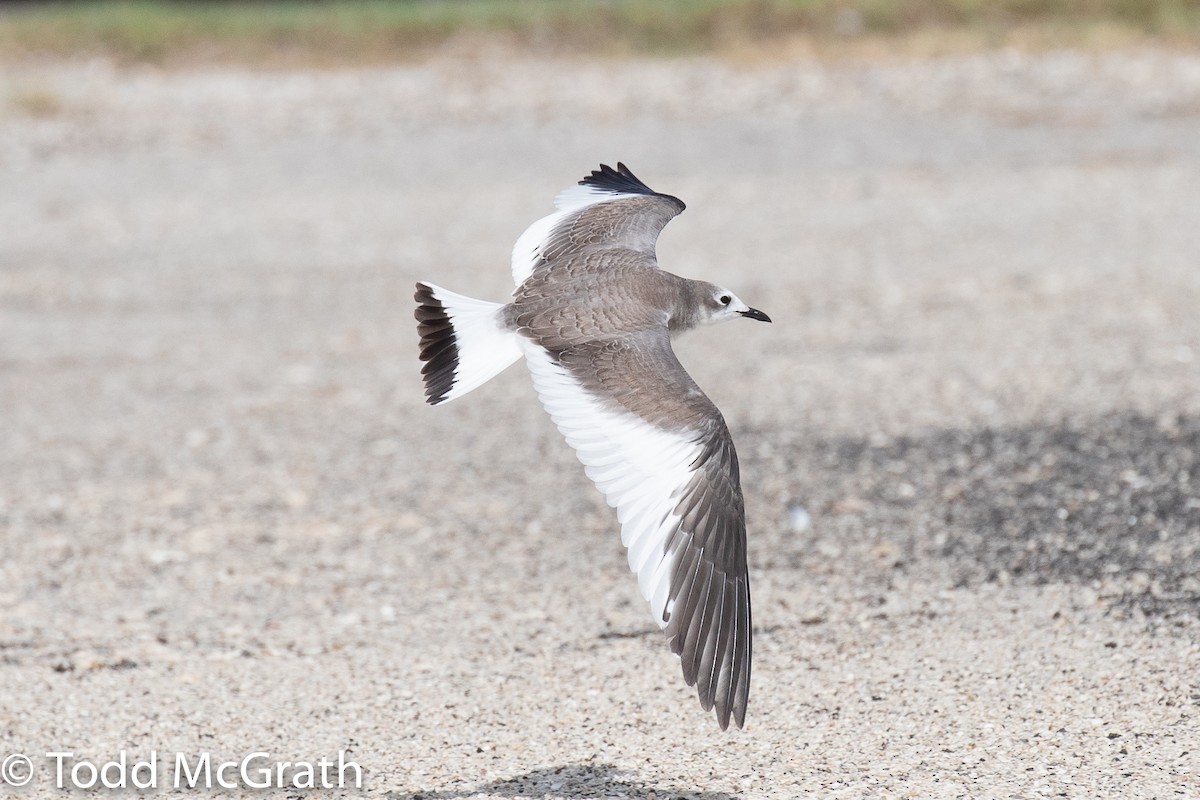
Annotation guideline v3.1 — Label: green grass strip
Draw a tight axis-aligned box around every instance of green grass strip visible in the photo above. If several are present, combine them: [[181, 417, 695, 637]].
[[2, 0, 1198, 64]]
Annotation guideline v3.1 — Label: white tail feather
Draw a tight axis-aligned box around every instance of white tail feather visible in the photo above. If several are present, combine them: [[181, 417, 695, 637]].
[[415, 282, 523, 404]]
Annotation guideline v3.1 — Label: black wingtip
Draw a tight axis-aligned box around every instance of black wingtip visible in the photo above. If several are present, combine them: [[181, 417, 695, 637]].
[[579, 162, 654, 195], [578, 163, 686, 211]]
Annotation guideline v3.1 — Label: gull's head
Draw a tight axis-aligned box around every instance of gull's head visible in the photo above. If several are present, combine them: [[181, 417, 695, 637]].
[[699, 283, 772, 326]]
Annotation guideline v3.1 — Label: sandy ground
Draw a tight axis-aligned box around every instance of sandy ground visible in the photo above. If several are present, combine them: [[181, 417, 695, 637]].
[[2, 49, 1200, 798]]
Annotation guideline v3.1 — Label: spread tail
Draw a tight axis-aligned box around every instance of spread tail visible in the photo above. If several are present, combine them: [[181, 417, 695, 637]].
[[414, 282, 523, 405]]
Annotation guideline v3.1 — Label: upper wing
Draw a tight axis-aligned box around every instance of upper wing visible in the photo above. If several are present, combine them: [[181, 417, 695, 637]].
[[520, 331, 752, 730], [511, 163, 686, 287]]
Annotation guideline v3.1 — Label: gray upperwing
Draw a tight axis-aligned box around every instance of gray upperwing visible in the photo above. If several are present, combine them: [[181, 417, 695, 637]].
[[664, 417, 752, 730], [520, 163, 686, 285], [539, 194, 685, 266], [554, 332, 752, 730]]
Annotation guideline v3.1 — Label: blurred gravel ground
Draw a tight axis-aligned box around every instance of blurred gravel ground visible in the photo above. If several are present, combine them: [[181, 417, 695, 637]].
[[2, 49, 1199, 798]]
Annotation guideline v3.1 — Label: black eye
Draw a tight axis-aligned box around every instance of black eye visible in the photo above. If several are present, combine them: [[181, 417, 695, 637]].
[[719, 295, 731, 306]]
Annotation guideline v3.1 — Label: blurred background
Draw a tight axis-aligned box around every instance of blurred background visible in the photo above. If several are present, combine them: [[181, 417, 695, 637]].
[[2, 2, 1199, 797]]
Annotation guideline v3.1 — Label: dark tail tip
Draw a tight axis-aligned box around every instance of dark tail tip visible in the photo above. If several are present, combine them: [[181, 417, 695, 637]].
[[414, 282, 458, 405]]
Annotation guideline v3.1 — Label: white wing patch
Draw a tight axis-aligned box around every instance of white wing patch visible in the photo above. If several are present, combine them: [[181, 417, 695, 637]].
[[553, 184, 645, 212], [521, 342, 703, 628], [509, 187, 648, 287], [510, 211, 564, 287]]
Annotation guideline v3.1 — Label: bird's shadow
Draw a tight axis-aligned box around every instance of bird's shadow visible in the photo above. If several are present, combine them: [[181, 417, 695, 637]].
[[385, 762, 738, 800]]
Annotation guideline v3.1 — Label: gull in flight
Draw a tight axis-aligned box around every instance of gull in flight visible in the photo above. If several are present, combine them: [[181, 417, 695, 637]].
[[414, 163, 770, 729]]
